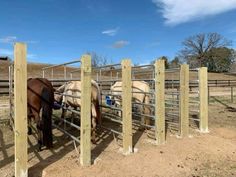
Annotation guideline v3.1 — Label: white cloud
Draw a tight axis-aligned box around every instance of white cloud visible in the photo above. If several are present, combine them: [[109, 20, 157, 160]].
[[102, 27, 119, 36], [0, 36, 39, 44], [0, 36, 17, 43], [152, 0, 236, 25], [112, 40, 130, 48]]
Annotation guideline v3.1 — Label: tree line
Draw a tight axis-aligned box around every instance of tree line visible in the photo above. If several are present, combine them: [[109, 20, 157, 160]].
[[158, 32, 236, 72], [89, 32, 236, 72]]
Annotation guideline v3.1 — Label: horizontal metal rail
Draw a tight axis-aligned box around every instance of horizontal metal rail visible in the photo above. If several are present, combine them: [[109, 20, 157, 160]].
[[49, 79, 81, 82], [131, 78, 155, 82], [132, 119, 155, 129], [166, 112, 179, 117], [97, 79, 121, 82], [132, 102, 155, 107], [165, 102, 179, 106], [103, 115, 122, 124], [132, 64, 154, 69], [165, 99, 179, 102], [42, 60, 81, 70], [52, 115, 81, 130], [100, 104, 122, 111], [132, 112, 155, 119], [55, 92, 81, 99], [131, 91, 155, 95], [93, 63, 121, 70], [101, 125, 122, 135], [102, 112, 122, 119]]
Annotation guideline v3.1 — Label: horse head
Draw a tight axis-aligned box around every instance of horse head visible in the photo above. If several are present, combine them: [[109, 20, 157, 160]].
[[54, 83, 66, 105]]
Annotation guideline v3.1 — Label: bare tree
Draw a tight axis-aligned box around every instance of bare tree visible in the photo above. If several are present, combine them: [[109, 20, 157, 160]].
[[86, 51, 109, 67], [179, 33, 231, 67]]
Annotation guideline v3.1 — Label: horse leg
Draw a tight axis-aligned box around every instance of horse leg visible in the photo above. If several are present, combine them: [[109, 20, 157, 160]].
[[27, 107, 33, 135], [91, 104, 97, 143], [71, 107, 76, 124], [32, 110, 43, 151], [59, 106, 67, 127], [91, 116, 96, 144], [28, 117, 33, 135]]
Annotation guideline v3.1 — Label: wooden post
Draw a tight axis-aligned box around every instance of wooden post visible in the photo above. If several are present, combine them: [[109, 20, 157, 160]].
[[14, 43, 27, 177], [80, 55, 92, 166], [199, 67, 208, 132], [42, 69, 45, 78], [179, 64, 189, 137], [155, 59, 165, 144], [122, 59, 132, 154]]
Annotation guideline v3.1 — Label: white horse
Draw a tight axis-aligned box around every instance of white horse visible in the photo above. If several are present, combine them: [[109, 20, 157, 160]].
[[110, 81, 151, 126], [54, 80, 101, 143]]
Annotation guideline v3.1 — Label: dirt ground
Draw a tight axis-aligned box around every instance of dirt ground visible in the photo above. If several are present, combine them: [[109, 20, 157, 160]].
[[0, 101, 236, 177]]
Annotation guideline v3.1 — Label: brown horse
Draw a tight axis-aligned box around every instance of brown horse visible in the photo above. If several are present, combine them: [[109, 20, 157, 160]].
[[27, 78, 54, 151]]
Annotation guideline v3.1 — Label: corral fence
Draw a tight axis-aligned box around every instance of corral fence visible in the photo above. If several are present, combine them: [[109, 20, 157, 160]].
[[1, 42, 209, 177], [3, 43, 93, 177]]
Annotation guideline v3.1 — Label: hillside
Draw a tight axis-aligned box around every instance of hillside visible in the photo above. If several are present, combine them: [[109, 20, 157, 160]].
[[1, 60, 236, 80]]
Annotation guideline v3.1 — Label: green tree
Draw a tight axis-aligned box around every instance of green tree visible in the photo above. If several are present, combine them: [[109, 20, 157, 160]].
[[151, 56, 170, 69], [205, 47, 235, 72], [170, 56, 181, 68]]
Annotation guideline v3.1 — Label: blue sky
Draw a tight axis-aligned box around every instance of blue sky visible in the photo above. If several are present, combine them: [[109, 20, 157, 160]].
[[1, 0, 236, 64]]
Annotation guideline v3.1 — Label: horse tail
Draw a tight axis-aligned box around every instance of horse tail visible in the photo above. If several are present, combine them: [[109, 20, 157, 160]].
[[92, 80, 102, 126], [41, 87, 53, 148]]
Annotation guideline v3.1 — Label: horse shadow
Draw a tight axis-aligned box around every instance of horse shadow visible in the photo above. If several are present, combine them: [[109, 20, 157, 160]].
[[28, 126, 77, 177]]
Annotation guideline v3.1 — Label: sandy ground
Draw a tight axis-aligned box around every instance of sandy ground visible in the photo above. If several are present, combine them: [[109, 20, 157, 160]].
[[0, 101, 236, 177]]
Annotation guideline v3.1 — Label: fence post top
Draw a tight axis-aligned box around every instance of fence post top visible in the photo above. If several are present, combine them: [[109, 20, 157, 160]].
[[121, 59, 131, 65], [155, 59, 165, 64], [200, 67, 208, 70], [14, 42, 26, 46], [81, 54, 91, 61]]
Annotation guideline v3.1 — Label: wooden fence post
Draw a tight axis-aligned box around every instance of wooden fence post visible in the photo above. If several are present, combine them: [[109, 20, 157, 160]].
[[180, 64, 189, 137], [155, 59, 165, 144], [14, 43, 27, 177], [122, 59, 132, 154], [199, 67, 208, 132], [80, 55, 92, 166]]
